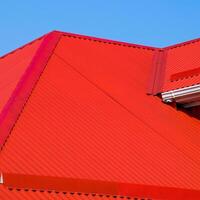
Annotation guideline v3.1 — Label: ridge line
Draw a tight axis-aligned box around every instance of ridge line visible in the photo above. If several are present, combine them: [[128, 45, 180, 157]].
[[0, 31, 62, 150]]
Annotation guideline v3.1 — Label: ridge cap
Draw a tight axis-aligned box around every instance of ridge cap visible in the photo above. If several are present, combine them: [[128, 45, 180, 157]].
[[0, 31, 62, 149]]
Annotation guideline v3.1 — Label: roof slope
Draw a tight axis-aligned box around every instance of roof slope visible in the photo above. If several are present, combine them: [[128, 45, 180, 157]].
[[0, 36, 44, 115], [1, 31, 200, 199], [149, 38, 200, 94], [0, 31, 61, 148]]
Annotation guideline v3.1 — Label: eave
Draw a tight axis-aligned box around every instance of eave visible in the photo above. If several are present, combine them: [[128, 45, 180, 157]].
[[161, 84, 200, 108]]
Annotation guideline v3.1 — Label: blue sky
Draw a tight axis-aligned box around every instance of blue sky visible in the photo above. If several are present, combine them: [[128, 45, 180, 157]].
[[1, 1, 200, 55]]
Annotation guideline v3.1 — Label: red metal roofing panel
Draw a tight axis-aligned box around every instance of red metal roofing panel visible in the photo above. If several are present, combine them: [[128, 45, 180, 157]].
[[1, 34, 200, 200], [0, 37, 44, 113], [0, 32, 62, 149], [54, 35, 200, 166], [0, 50, 158, 199], [1, 32, 200, 199], [1, 53, 187, 184], [3, 173, 200, 200], [162, 40, 200, 92]]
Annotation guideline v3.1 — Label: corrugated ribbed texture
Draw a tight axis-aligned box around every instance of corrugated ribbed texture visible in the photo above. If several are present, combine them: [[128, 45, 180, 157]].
[[1, 35, 200, 193], [54, 36, 200, 168], [163, 40, 200, 91], [0, 37, 44, 112], [1, 33, 200, 199]]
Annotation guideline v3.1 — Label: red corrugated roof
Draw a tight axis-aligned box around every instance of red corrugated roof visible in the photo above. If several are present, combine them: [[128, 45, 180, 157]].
[[149, 38, 200, 93], [1, 31, 200, 199], [0, 31, 62, 148], [163, 39, 200, 92], [0, 36, 44, 114]]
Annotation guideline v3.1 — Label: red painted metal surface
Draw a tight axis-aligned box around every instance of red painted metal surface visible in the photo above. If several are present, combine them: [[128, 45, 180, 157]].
[[162, 40, 200, 92], [170, 67, 200, 82], [2, 173, 200, 200], [0, 31, 62, 149], [0, 185, 151, 200], [1, 31, 200, 199], [58, 31, 158, 51], [0, 36, 44, 149], [147, 38, 200, 94], [0, 36, 44, 117]]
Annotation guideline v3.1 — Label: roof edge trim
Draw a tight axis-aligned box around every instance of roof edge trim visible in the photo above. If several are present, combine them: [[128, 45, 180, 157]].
[[3, 173, 200, 200], [0, 31, 62, 149]]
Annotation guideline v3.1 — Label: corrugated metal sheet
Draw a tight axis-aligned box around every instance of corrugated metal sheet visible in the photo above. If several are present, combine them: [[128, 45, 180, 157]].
[[1, 34, 200, 189], [1, 32, 200, 199], [162, 40, 200, 91], [54, 35, 200, 167], [0, 37, 44, 113], [0, 31, 62, 149]]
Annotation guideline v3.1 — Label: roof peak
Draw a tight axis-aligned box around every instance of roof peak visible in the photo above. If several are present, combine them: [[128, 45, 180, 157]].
[[2, 30, 200, 60], [0, 30, 158, 60]]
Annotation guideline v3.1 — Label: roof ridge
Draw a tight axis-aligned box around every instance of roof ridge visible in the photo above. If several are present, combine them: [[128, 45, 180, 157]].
[[54, 30, 159, 51], [164, 37, 200, 50], [2, 31, 200, 58], [0, 30, 159, 61], [0, 31, 62, 149], [56, 31, 200, 51]]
